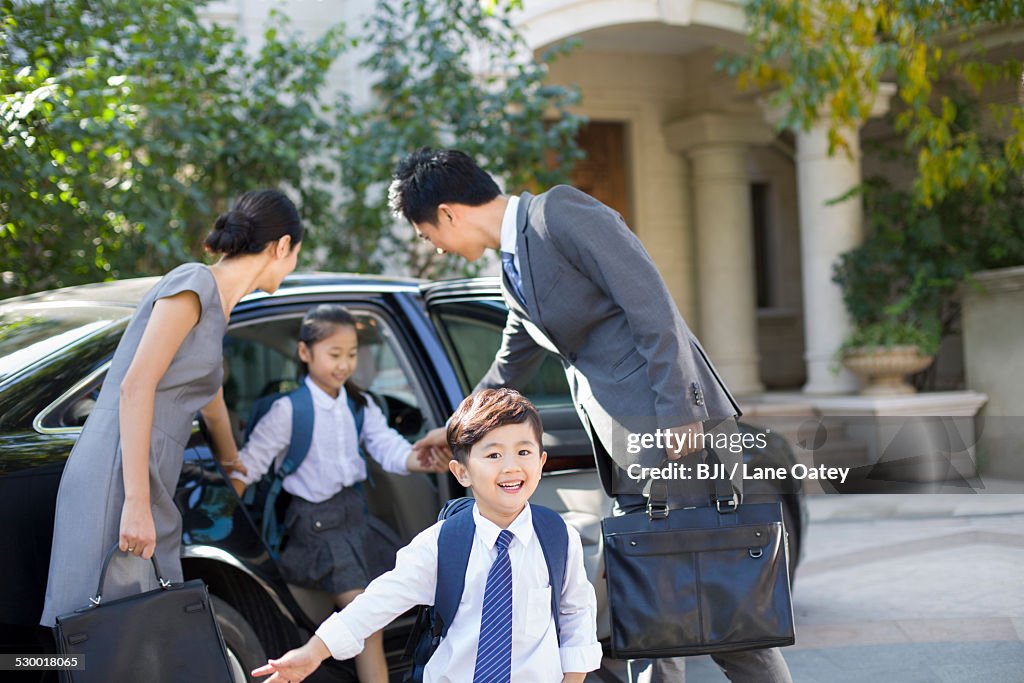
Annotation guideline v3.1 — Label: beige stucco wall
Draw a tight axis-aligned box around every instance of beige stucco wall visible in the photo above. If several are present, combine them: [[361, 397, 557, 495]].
[[546, 50, 700, 321], [545, 46, 773, 331], [545, 43, 808, 386], [747, 145, 805, 387], [962, 267, 1024, 478]]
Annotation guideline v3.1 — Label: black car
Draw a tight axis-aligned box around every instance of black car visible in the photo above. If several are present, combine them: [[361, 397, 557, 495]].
[[0, 273, 806, 682]]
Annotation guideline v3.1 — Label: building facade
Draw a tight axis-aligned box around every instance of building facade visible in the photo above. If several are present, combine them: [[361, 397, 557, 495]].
[[207, 0, 1018, 406]]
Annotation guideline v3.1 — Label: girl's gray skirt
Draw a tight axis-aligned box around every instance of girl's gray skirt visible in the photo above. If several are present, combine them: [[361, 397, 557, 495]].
[[279, 487, 399, 594]]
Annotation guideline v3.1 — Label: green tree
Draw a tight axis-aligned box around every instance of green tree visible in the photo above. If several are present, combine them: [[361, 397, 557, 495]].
[[331, 0, 584, 278], [1, 0, 348, 297], [834, 140, 1024, 355], [728, 0, 1024, 207], [2, 0, 581, 296]]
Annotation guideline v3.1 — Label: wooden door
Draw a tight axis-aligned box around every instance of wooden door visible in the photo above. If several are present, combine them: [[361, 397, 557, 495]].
[[571, 121, 632, 228]]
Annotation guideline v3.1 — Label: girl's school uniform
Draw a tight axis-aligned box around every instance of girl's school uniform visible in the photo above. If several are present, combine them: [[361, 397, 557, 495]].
[[234, 376, 412, 593]]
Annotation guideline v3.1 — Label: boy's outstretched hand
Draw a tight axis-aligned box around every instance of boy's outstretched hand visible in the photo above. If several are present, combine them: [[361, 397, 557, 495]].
[[252, 636, 331, 682]]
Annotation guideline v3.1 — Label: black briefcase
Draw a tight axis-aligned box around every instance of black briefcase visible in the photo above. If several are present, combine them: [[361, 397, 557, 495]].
[[54, 545, 234, 683], [601, 463, 795, 658]]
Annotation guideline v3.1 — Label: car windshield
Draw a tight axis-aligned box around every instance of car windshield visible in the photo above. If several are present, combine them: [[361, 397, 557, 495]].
[[0, 303, 128, 383]]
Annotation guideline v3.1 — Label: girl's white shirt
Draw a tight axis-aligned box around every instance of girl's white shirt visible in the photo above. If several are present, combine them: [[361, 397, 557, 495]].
[[233, 376, 411, 502]]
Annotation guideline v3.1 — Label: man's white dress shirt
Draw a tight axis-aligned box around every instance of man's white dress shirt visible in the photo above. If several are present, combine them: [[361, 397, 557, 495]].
[[315, 502, 603, 681], [233, 377, 411, 502], [500, 194, 521, 273]]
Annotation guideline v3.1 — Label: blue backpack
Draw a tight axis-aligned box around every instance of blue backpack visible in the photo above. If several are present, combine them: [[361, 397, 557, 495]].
[[242, 381, 369, 559], [402, 497, 569, 683]]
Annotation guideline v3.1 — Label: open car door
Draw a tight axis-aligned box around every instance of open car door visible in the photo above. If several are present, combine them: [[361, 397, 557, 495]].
[[422, 277, 612, 639]]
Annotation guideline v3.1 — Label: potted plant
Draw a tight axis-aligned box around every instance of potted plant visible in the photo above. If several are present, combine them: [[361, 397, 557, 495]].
[[832, 126, 1024, 394], [838, 318, 940, 395], [832, 175, 956, 395]]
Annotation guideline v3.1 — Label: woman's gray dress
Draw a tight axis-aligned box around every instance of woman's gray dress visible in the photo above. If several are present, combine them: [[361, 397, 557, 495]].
[[40, 263, 227, 626]]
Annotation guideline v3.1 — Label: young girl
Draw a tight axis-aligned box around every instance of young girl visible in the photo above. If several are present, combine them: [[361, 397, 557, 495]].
[[229, 303, 448, 683]]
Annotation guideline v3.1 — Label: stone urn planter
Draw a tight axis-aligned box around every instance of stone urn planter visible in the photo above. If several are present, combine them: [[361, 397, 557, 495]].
[[841, 345, 935, 396]]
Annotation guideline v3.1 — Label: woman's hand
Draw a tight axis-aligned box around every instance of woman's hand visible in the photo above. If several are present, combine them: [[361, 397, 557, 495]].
[[252, 636, 331, 682], [119, 498, 157, 560]]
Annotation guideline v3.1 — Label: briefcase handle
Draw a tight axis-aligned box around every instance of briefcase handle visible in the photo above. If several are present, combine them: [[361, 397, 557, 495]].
[[89, 543, 172, 607], [648, 448, 737, 519]]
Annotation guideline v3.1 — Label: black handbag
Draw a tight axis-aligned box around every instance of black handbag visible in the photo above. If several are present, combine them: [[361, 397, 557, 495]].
[[601, 455, 795, 658], [53, 545, 234, 683]]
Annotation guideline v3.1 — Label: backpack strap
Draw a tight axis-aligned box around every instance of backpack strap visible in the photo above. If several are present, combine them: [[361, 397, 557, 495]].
[[432, 501, 569, 642], [530, 504, 569, 644], [434, 506, 475, 639], [260, 383, 315, 553], [347, 392, 365, 437], [347, 391, 375, 489], [279, 383, 315, 476]]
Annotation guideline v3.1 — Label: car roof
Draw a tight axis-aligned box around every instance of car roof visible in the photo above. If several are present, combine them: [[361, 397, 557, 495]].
[[1, 271, 426, 310]]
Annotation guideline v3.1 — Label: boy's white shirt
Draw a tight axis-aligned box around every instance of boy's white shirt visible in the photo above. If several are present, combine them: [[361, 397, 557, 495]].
[[315, 502, 603, 681], [232, 376, 411, 502]]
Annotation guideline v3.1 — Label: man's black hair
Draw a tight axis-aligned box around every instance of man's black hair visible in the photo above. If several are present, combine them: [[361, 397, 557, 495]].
[[388, 148, 501, 225]]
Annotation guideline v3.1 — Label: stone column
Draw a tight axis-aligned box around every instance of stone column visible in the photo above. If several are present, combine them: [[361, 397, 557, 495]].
[[784, 85, 896, 394], [793, 122, 862, 393], [666, 115, 773, 396]]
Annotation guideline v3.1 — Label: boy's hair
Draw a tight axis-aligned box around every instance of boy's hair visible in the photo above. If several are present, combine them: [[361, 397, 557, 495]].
[[446, 388, 543, 464], [388, 148, 501, 226]]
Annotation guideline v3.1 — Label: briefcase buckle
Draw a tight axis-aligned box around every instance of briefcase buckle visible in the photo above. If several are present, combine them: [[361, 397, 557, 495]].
[[715, 496, 738, 514], [647, 501, 670, 519]]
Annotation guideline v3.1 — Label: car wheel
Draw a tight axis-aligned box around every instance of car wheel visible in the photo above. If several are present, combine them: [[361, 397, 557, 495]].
[[212, 595, 267, 683]]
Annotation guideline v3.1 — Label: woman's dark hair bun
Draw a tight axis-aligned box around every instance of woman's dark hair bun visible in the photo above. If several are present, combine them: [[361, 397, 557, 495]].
[[204, 189, 303, 257], [205, 211, 256, 256]]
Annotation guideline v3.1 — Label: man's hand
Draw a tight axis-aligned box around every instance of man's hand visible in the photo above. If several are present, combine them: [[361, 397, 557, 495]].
[[665, 422, 704, 460], [251, 636, 331, 682], [412, 426, 450, 462], [406, 446, 451, 473]]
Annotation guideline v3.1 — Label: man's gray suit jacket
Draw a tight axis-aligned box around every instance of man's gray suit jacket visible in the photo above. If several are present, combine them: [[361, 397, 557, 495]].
[[475, 186, 740, 496]]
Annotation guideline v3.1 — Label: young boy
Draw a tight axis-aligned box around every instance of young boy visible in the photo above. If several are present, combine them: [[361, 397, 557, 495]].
[[252, 388, 602, 683]]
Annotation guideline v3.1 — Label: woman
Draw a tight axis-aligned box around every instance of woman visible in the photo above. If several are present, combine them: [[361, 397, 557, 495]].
[[40, 189, 302, 626]]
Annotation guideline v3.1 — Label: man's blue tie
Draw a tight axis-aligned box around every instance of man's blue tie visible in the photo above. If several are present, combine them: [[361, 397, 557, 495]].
[[500, 251, 526, 308], [473, 529, 514, 682]]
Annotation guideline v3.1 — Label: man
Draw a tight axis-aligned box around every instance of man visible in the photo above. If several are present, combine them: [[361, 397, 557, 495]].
[[395, 148, 791, 683]]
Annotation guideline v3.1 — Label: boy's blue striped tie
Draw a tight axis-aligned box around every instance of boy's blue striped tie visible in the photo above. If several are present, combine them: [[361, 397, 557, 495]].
[[473, 529, 514, 682]]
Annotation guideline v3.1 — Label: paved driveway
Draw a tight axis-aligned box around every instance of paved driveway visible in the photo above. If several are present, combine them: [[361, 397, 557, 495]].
[[594, 482, 1024, 682]]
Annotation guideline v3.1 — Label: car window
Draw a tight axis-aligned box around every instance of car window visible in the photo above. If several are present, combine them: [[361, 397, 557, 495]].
[[33, 306, 432, 438], [223, 309, 429, 444], [432, 302, 571, 410], [35, 364, 108, 430], [0, 304, 127, 384]]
